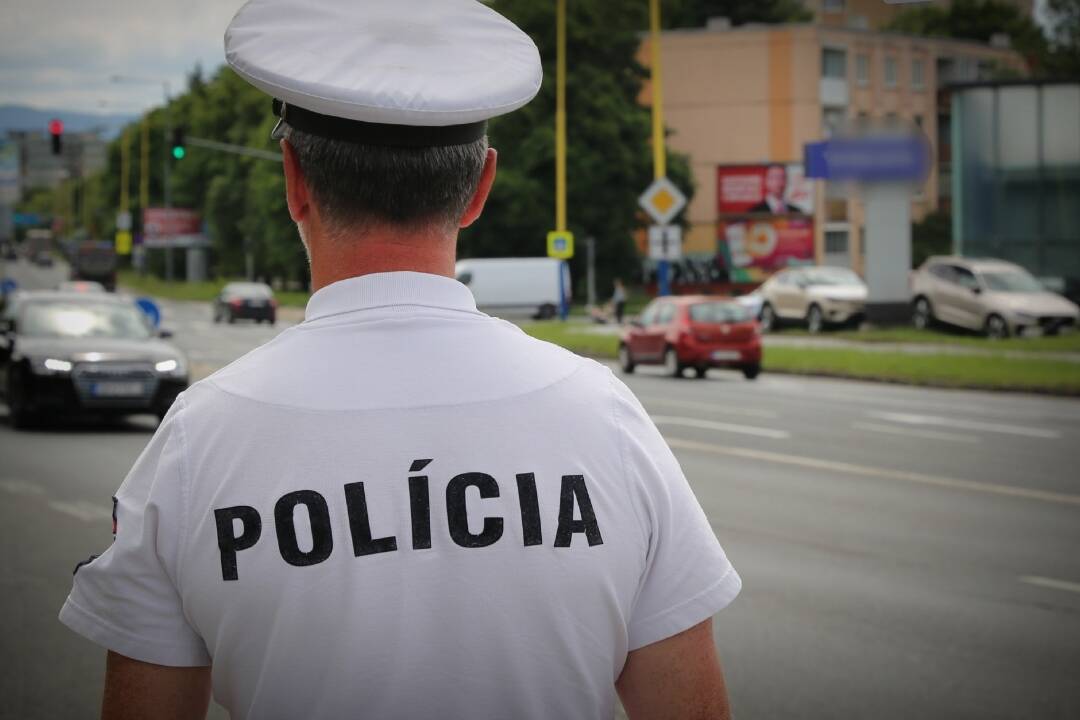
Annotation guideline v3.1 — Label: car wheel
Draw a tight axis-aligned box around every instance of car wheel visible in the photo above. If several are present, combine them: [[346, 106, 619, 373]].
[[7, 366, 36, 429], [742, 363, 761, 380], [227, 311, 236, 324], [212, 308, 221, 323], [618, 343, 635, 374], [663, 347, 683, 378], [912, 296, 934, 330], [984, 314, 1009, 340], [537, 303, 557, 320], [694, 366, 708, 379], [806, 304, 824, 334], [759, 303, 777, 332]]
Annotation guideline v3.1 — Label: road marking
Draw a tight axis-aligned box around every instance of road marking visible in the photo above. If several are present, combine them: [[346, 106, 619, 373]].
[[0, 478, 46, 496], [47, 500, 112, 523], [1019, 576, 1080, 595], [664, 437, 1080, 507], [867, 411, 1061, 440], [851, 421, 981, 444], [651, 416, 790, 440], [638, 396, 778, 419]]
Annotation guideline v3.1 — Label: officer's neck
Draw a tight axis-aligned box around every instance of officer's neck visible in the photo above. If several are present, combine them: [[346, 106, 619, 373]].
[[306, 223, 457, 293]]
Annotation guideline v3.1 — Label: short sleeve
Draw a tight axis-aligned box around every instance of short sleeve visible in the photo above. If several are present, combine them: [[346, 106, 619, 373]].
[[58, 397, 210, 666], [608, 372, 741, 651]]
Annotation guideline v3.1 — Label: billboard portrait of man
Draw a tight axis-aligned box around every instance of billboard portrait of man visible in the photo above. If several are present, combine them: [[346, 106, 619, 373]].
[[748, 164, 804, 215]]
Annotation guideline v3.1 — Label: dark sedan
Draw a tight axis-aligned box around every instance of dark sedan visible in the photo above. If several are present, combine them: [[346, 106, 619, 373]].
[[213, 282, 277, 324], [0, 292, 188, 428]]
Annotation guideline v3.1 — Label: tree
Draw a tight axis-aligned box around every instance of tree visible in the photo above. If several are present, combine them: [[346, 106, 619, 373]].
[[1044, 0, 1080, 77], [663, 0, 811, 28], [912, 209, 952, 268]]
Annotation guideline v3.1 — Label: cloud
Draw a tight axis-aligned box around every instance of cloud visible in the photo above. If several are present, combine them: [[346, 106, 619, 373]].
[[1, 0, 245, 112]]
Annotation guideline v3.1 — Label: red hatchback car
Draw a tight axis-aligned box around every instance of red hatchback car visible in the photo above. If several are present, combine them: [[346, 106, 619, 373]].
[[619, 296, 762, 379]]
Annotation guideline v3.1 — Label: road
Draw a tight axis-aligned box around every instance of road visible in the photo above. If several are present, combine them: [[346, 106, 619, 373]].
[[1, 271, 1078, 718]]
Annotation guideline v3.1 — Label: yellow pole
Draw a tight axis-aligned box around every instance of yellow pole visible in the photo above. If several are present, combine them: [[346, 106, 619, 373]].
[[120, 128, 131, 213], [555, 0, 567, 232], [648, 0, 666, 181], [140, 117, 150, 210]]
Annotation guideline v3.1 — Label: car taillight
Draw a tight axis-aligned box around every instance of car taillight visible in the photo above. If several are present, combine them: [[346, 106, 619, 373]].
[[229, 298, 243, 307]]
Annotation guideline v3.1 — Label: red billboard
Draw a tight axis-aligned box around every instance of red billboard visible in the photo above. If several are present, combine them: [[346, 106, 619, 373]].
[[717, 164, 813, 216], [143, 208, 201, 238], [718, 217, 814, 282]]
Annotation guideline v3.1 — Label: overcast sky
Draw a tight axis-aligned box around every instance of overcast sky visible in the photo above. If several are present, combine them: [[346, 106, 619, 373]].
[[1, 0, 247, 114]]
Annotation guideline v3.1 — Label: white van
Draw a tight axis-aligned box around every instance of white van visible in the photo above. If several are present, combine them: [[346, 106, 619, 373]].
[[455, 257, 570, 320]]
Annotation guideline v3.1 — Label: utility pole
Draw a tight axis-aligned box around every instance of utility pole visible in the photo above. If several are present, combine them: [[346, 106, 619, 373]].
[[648, 0, 671, 297], [586, 236, 596, 310]]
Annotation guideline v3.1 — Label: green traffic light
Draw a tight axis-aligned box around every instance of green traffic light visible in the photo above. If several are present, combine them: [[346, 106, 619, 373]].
[[172, 146, 186, 160]]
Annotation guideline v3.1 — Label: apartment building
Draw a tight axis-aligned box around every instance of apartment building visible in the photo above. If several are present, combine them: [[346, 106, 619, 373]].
[[642, 22, 1024, 278]]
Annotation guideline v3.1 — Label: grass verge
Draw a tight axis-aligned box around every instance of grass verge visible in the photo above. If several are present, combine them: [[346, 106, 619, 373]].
[[773, 326, 1080, 353], [117, 270, 309, 308], [519, 322, 1080, 394]]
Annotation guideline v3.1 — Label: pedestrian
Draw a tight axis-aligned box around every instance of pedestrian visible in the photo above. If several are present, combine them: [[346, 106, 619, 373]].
[[613, 277, 627, 324], [59, 1, 741, 718]]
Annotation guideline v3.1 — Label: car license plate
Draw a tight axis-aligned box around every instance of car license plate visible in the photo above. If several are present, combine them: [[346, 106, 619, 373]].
[[91, 381, 144, 397], [711, 350, 740, 361]]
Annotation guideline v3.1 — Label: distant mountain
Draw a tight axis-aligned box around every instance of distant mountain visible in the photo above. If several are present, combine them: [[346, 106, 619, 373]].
[[0, 105, 134, 140]]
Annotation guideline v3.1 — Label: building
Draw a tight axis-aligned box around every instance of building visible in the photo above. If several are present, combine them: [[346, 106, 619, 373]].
[[6, 129, 107, 194], [641, 22, 1025, 281], [951, 80, 1080, 296]]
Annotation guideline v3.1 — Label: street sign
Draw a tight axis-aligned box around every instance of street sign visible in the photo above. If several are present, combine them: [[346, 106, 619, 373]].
[[638, 176, 687, 225], [648, 225, 682, 261], [115, 231, 133, 256], [804, 135, 931, 182], [547, 230, 574, 259], [135, 297, 161, 328], [116, 211, 132, 231]]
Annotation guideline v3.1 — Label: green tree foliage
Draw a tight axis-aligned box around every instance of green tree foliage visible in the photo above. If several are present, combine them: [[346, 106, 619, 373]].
[[912, 209, 952, 268], [884, 0, 1049, 73], [1044, 0, 1080, 76], [663, 0, 811, 28]]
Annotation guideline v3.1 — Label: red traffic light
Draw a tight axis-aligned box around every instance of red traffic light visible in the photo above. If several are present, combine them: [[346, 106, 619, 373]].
[[48, 118, 64, 135]]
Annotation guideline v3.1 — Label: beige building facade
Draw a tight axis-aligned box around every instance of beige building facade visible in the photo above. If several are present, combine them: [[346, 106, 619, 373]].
[[642, 24, 1024, 277]]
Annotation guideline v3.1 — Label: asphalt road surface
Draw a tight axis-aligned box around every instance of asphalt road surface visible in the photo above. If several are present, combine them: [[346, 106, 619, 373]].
[[2, 283, 1078, 718]]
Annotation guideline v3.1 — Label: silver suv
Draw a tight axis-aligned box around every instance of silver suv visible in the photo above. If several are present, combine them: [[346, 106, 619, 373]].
[[910, 257, 1078, 338]]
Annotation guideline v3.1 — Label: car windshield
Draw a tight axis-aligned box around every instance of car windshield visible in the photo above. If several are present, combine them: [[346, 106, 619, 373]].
[[689, 302, 750, 323], [980, 270, 1043, 293], [802, 268, 862, 287], [225, 283, 273, 298], [19, 301, 152, 340]]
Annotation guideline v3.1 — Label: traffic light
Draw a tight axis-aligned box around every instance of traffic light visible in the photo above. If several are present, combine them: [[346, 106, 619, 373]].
[[171, 126, 186, 160], [49, 118, 63, 155]]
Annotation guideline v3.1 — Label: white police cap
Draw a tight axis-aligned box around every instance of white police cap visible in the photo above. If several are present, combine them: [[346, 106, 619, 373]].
[[225, 0, 542, 147]]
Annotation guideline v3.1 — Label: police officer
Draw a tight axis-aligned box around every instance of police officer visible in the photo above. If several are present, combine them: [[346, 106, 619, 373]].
[[60, 1, 741, 718]]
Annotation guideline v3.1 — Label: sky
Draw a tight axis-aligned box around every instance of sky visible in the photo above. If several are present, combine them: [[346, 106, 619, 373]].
[[1, 0, 1057, 117], [1, 0, 247, 114]]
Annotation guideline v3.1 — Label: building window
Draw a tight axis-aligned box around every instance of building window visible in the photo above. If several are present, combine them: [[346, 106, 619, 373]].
[[856, 54, 869, 86], [824, 0, 845, 12], [914, 114, 924, 131], [823, 107, 846, 137], [884, 56, 898, 87], [825, 230, 849, 254], [912, 58, 925, 89], [822, 48, 847, 79]]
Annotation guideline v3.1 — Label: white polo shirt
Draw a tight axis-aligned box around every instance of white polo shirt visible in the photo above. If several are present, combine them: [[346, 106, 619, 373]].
[[60, 271, 740, 720]]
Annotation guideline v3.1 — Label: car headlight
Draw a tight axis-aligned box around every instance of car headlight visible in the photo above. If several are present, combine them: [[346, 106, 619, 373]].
[[155, 358, 187, 376], [29, 357, 73, 375]]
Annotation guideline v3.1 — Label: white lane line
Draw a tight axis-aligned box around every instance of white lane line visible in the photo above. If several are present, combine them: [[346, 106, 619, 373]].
[[664, 436, 1080, 507], [47, 500, 112, 523], [868, 411, 1061, 440], [0, 478, 47, 496], [1019, 576, 1080, 595], [651, 415, 790, 440], [851, 421, 981, 444], [638, 396, 778, 419]]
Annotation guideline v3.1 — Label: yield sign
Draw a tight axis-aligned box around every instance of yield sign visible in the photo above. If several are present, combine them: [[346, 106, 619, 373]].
[[638, 176, 687, 225]]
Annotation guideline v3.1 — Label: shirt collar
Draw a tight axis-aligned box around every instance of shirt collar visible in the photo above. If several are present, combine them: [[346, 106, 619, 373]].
[[304, 271, 478, 321]]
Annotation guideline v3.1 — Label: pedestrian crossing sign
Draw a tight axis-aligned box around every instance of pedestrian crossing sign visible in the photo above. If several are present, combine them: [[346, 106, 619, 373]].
[[115, 231, 133, 256], [547, 230, 574, 260]]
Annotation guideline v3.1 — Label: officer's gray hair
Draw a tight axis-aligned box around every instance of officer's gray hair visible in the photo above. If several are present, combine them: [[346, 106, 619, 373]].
[[283, 124, 489, 233]]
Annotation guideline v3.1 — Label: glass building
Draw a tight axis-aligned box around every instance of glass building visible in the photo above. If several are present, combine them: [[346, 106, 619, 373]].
[[952, 80, 1080, 298]]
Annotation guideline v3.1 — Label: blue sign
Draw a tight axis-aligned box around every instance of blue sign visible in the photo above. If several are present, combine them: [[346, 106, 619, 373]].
[[135, 297, 161, 328], [1, 278, 16, 296], [804, 135, 930, 182], [13, 213, 45, 227]]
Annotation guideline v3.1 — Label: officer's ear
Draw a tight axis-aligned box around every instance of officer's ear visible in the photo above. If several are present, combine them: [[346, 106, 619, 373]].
[[459, 148, 497, 229], [280, 139, 310, 224]]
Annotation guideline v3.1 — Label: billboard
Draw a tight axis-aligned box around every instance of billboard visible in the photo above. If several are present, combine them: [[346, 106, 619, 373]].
[[142, 207, 208, 249], [718, 217, 815, 282], [717, 164, 813, 216]]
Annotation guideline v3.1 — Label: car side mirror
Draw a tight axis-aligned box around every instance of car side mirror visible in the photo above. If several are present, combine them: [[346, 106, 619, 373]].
[[158, 328, 174, 339]]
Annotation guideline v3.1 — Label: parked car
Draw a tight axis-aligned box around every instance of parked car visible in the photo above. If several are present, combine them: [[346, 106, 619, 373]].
[[910, 256, 1079, 338], [214, 282, 277, 324], [33, 250, 54, 268], [619, 296, 762, 379], [0, 291, 188, 428], [758, 266, 867, 333], [455, 257, 569, 320]]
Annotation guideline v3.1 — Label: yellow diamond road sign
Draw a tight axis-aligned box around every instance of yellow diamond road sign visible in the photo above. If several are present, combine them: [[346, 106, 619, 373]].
[[639, 176, 687, 225]]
